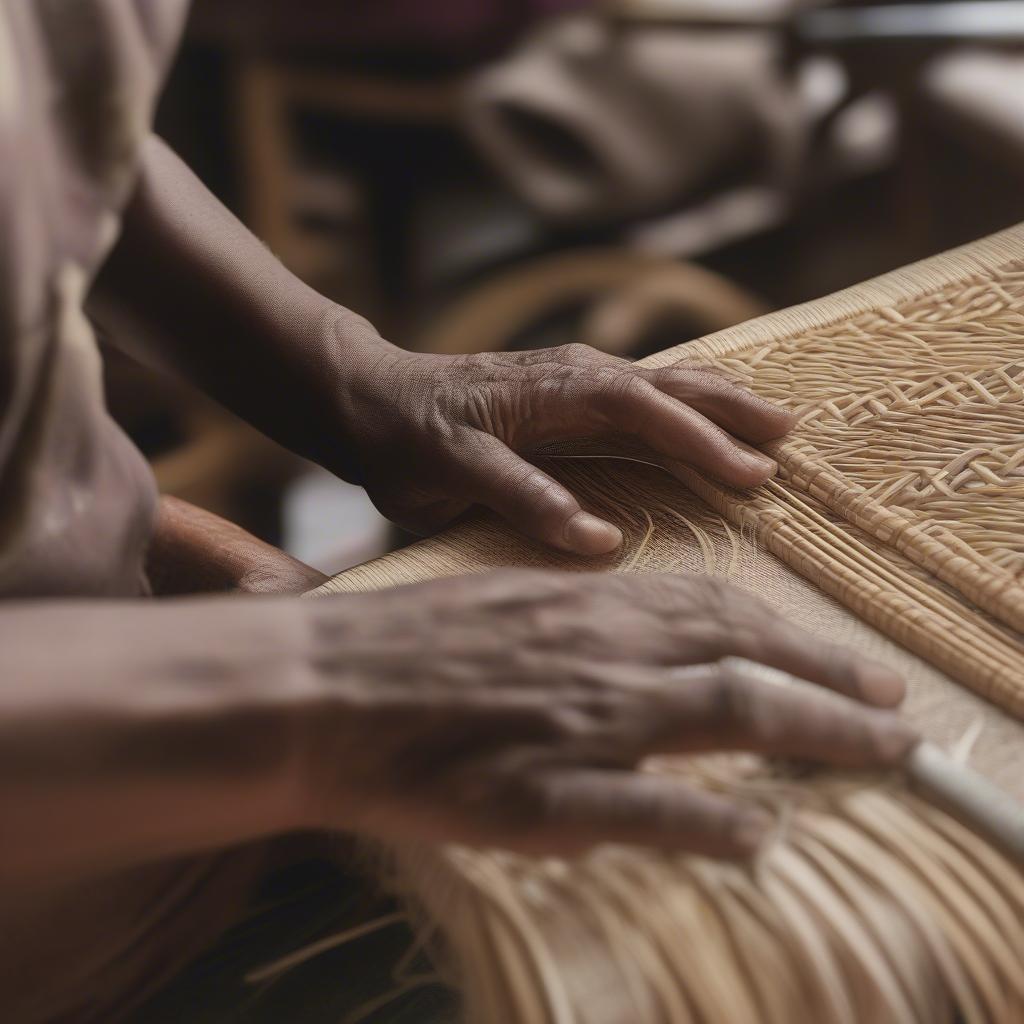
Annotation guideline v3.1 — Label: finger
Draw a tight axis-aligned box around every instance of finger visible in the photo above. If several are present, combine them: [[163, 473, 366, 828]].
[[747, 619, 906, 708], [646, 660, 917, 767], [512, 769, 770, 858], [383, 495, 471, 536], [689, 588, 906, 707], [457, 431, 622, 555], [644, 365, 796, 444], [592, 374, 778, 489]]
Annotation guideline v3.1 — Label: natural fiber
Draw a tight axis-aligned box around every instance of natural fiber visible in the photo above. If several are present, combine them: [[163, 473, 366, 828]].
[[391, 769, 1024, 1024], [665, 261, 1024, 716], [313, 225, 1024, 1022]]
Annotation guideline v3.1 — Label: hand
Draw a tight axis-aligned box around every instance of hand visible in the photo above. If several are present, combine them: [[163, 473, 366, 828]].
[[87, 142, 790, 559], [296, 571, 916, 858], [335, 337, 795, 555], [146, 496, 327, 596]]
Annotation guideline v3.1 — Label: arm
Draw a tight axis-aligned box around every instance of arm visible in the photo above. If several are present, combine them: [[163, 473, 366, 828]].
[[86, 136, 372, 482], [0, 572, 915, 882], [87, 138, 797, 557], [0, 596, 311, 882]]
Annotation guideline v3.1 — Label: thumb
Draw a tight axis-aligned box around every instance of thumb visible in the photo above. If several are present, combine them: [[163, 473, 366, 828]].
[[455, 432, 622, 556]]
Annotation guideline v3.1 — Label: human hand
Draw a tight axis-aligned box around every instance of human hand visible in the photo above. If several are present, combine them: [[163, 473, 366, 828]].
[[146, 497, 327, 596], [295, 570, 916, 858], [334, 338, 794, 554]]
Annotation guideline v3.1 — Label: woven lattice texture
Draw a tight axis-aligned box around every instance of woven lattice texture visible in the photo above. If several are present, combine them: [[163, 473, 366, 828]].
[[314, 226, 1024, 1022], [734, 278, 1024, 585], [690, 265, 1024, 715], [630, 236, 1024, 718]]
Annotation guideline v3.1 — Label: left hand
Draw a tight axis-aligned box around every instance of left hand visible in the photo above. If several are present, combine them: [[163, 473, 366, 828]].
[[335, 340, 795, 555], [146, 497, 328, 596]]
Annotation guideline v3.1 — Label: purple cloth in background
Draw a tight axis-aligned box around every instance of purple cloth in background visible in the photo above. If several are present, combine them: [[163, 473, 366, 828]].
[[189, 0, 591, 60], [319, 0, 587, 41]]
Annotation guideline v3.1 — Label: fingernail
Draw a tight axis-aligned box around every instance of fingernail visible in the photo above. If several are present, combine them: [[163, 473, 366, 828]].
[[565, 513, 622, 555], [742, 452, 777, 477]]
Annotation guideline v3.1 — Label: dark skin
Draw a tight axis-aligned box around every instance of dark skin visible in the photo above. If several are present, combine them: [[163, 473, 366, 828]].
[[146, 495, 327, 597], [300, 571, 914, 859], [0, 134, 921, 1019], [0, 137, 917, 886], [92, 142, 791, 555], [1, 571, 914, 880]]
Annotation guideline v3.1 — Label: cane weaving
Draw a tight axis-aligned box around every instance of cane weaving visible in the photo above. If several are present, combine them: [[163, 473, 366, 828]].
[[313, 226, 1024, 1024]]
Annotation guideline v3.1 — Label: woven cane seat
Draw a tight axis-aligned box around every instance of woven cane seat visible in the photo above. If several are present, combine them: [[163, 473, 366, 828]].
[[314, 226, 1024, 1023]]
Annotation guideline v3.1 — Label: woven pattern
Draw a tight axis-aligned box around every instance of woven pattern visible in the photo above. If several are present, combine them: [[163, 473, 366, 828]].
[[315, 226, 1024, 1023], [318, 462, 1024, 1024], [738, 267, 1024, 622], [324, 228, 1024, 716], [642, 247, 1024, 717], [396, 768, 1024, 1024]]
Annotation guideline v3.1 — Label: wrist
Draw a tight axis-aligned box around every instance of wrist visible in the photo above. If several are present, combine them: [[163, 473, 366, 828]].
[[288, 595, 393, 833], [171, 596, 335, 840], [162, 597, 325, 840], [306, 306, 405, 484]]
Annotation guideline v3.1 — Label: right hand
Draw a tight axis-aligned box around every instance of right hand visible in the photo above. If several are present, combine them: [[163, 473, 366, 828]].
[[295, 570, 916, 858], [331, 339, 795, 554]]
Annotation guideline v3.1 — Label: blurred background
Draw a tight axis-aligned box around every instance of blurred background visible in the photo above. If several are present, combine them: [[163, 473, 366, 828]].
[[111, 0, 1024, 577]]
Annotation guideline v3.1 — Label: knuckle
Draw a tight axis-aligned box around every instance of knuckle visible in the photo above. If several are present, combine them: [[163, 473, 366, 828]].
[[711, 670, 767, 734], [602, 370, 651, 407], [691, 574, 737, 609], [461, 384, 498, 429], [555, 341, 597, 363]]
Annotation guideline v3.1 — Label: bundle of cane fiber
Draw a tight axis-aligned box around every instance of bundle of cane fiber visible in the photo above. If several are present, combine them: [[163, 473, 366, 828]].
[[313, 225, 1024, 1023]]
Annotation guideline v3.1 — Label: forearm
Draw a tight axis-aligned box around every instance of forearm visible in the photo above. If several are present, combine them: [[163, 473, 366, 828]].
[[0, 597, 317, 881], [86, 136, 389, 480]]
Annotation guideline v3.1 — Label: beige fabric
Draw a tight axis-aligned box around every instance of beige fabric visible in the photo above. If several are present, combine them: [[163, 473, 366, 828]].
[[0, 1, 187, 598], [0, 7, 268, 1022]]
